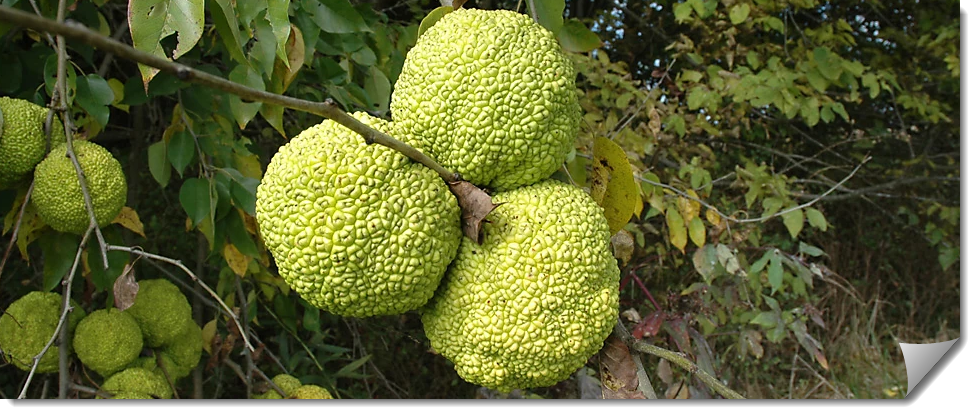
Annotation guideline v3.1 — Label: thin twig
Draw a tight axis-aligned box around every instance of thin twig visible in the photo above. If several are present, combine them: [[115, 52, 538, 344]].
[[69, 383, 113, 399], [18, 227, 92, 399], [614, 320, 745, 399], [0, 181, 35, 283], [637, 157, 870, 225], [235, 277, 254, 398], [0, 6, 459, 183], [52, 0, 110, 269], [105, 244, 254, 352]]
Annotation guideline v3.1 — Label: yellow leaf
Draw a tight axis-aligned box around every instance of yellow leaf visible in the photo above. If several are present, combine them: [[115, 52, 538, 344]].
[[591, 137, 641, 234], [201, 319, 217, 355], [688, 217, 706, 247], [14, 203, 45, 262], [223, 243, 251, 276], [666, 206, 687, 253], [677, 189, 701, 223], [706, 208, 722, 226], [112, 206, 146, 238], [3, 186, 28, 235], [234, 153, 263, 180]]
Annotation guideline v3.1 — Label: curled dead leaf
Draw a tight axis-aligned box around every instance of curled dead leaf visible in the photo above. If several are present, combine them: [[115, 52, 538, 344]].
[[448, 180, 498, 243], [610, 229, 635, 265], [112, 263, 139, 311], [599, 336, 647, 399]]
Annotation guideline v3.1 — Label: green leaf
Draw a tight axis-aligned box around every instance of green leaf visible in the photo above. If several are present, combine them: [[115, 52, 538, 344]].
[[527, 0, 565, 36], [167, 130, 195, 178], [147, 140, 171, 188], [228, 65, 265, 129], [364, 66, 391, 113], [224, 210, 259, 258], [799, 241, 825, 257], [750, 249, 775, 275], [210, 0, 247, 65], [252, 15, 278, 77], [862, 73, 880, 98], [831, 101, 850, 122], [335, 355, 372, 378], [813, 47, 841, 81], [938, 246, 959, 270], [304, 0, 370, 33], [768, 252, 783, 293], [180, 178, 212, 226], [782, 208, 804, 238], [418, 6, 453, 39], [230, 179, 259, 216], [128, 0, 205, 88], [40, 232, 79, 292], [692, 244, 717, 284], [674, 1, 693, 23], [729, 3, 750, 25], [558, 18, 602, 53], [764, 16, 784, 33], [805, 207, 828, 231], [267, 0, 292, 65], [749, 311, 779, 329], [801, 97, 820, 127], [688, 217, 706, 247], [665, 114, 686, 137], [75, 74, 114, 127], [761, 197, 783, 218], [746, 51, 761, 69], [819, 105, 835, 123], [302, 302, 321, 332], [687, 86, 707, 111]]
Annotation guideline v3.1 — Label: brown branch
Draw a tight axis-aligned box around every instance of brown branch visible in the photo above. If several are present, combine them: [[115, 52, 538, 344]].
[[105, 244, 254, 352], [613, 320, 745, 399], [0, 5, 458, 183], [69, 383, 113, 399]]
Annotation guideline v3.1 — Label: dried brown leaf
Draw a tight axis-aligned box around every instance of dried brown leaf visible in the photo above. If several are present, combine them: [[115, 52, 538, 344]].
[[665, 381, 690, 399], [610, 229, 634, 265], [632, 309, 665, 339], [112, 263, 139, 311], [599, 336, 647, 399], [448, 181, 498, 243], [656, 358, 673, 385]]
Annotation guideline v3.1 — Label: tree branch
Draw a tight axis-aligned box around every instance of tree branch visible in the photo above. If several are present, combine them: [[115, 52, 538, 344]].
[[613, 320, 745, 399], [0, 6, 459, 183]]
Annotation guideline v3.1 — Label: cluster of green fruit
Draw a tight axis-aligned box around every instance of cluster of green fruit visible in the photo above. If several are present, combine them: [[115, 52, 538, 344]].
[[252, 374, 333, 399], [0, 97, 127, 235], [0, 278, 203, 399], [255, 8, 620, 393]]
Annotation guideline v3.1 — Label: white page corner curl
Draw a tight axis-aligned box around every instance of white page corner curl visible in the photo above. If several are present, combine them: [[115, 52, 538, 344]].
[[899, 338, 959, 396]]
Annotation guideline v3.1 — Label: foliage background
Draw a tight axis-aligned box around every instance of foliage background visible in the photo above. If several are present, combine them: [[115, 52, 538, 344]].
[[0, 0, 959, 399]]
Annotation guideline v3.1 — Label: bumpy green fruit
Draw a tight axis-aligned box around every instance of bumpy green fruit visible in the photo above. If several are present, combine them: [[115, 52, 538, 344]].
[[124, 279, 192, 347], [73, 308, 144, 377], [32, 140, 126, 234], [0, 97, 65, 189], [422, 180, 620, 392], [256, 113, 462, 317], [100, 367, 172, 399], [290, 384, 333, 399], [391, 9, 580, 191], [270, 374, 302, 397], [157, 318, 203, 379], [0, 291, 85, 373]]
